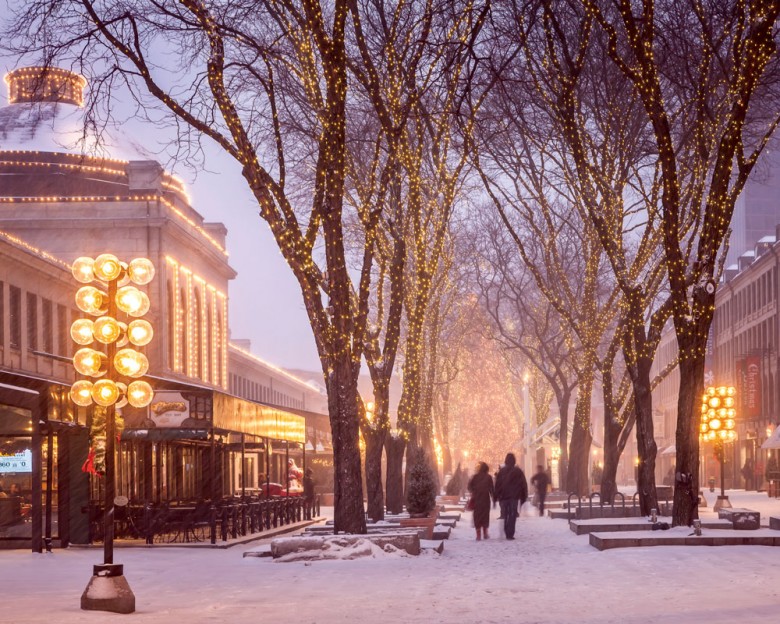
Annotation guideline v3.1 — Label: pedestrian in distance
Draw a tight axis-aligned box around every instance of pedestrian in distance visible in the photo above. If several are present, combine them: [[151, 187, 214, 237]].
[[494, 452, 528, 540], [530, 465, 550, 515], [303, 468, 316, 519], [467, 462, 495, 541]]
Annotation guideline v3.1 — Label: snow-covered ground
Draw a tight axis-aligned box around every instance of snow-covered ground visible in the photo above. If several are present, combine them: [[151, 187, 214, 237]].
[[3, 489, 780, 623]]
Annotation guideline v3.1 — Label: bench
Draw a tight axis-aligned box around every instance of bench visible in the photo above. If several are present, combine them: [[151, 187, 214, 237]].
[[717, 508, 760, 530]]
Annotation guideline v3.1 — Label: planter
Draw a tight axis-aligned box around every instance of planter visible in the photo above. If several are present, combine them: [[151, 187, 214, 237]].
[[399, 517, 435, 540]]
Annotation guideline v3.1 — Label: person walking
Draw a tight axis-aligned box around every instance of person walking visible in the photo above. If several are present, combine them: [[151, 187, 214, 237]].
[[494, 452, 528, 540], [467, 462, 495, 541], [530, 465, 550, 515], [303, 468, 316, 519]]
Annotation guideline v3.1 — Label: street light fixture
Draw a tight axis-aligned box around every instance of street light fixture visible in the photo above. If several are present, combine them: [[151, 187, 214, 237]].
[[71, 254, 155, 614], [700, 385, 737, 512]]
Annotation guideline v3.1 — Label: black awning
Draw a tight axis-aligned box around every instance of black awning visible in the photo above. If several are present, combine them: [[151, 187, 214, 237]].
[[121, 428, 210, 442]]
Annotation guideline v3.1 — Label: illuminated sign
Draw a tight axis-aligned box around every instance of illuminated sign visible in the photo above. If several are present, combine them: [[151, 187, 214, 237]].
[[0, 449, 32, 473]]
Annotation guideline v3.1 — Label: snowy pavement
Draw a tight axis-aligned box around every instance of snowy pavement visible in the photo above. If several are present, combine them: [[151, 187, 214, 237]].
[[2, 490, 780, 623]]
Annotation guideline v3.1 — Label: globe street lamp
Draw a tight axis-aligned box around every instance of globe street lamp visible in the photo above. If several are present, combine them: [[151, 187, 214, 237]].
[[71, 254, 155, 614], [700, 385, 737, 512]]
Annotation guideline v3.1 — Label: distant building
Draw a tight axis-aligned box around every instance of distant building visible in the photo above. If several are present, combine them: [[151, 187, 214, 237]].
[[726, 143, 780, 268]]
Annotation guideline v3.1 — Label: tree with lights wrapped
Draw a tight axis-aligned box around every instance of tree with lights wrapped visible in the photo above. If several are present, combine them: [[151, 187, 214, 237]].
[[346, 0, 493, 513], [7, 0, 377, 533], [479, 0, 673, 512], [551, 0, 780, 525], [342, 0, 490, 518]]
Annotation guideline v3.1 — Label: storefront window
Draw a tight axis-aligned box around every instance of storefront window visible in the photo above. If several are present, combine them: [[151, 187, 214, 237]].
[[1, 403, 33, 539]]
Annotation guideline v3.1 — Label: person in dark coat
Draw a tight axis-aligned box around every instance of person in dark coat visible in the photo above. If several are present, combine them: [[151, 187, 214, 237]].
[[303, 468, 316, 519], [494, 452, 528, 540], [468, 462, 495, 540], [530, 465, 551, 515]]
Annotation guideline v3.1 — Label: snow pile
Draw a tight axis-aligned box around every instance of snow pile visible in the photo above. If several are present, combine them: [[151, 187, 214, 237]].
[[274, 537, 409, 563]]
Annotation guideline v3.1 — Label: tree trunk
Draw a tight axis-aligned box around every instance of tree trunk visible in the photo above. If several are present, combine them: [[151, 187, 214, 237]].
[[363, 428, 385, 522], [326, 360, 367, 534], [672, 334, 706, 527], [566, 382, 592, 496], [600, 379, 622, 505], [384, 435, 406, 514], [557, 388, 571, 493], [634, 357, 659, 515]]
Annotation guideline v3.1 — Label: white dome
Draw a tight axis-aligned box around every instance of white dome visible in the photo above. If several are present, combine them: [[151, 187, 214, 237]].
[[0, 67, 154, 162]]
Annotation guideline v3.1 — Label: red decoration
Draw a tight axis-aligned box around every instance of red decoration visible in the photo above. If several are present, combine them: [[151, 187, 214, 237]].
[[81, 447, 98, 475]]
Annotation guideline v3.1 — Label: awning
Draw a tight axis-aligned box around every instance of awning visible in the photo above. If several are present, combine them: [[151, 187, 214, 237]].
[[121, 428, 209, 442], [661, 444, 676, 456], [761, 428, 780, 449]]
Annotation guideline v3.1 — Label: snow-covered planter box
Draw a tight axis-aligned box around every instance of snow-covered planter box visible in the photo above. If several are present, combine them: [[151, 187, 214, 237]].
[[270, 533, 421, 560]]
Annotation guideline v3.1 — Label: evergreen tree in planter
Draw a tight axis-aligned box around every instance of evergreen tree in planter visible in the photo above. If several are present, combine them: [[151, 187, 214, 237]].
[[406, 449, 437, 516]]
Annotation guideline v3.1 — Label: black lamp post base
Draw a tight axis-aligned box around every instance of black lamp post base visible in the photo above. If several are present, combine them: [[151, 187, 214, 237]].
[[81, 564, 135, 614], [713, 495, 732, 512]]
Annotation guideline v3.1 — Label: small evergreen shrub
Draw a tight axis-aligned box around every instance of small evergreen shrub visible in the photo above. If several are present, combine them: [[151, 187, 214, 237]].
[[406, 449, 437, 516]]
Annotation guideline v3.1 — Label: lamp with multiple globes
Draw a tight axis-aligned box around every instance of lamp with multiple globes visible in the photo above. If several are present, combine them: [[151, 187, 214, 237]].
[[700, 385, 737, 511], [71, 255, 154, 615]]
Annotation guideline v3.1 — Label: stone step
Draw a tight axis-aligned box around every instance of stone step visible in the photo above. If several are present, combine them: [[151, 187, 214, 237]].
[[570, 517, 732, 535], [420, 539, 445, 554], [589, 527, 780, 551]]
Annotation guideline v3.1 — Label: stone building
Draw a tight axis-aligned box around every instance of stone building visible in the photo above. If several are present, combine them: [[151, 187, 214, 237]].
[[0, 66, 328, 550]]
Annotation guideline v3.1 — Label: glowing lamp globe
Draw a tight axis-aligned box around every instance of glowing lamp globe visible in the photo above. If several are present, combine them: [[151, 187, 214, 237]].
[[72, 257, 95, 283], [93, 316, 123, 344], [116, 286, 150, 317], [115, 383, 129, 409], [93, 253, 124, 281], [70, 318, 95, 345], [70, 380, 94, 407], [127, 258, 155, 285], [127, 319, 153, 346], [114, 348, 149, 378], [709, 417, 722, 430], [73, 348, 108, 377], [75, 286, 108, 315], [127, 380, 154, 408], [91, 379, 121, 407]]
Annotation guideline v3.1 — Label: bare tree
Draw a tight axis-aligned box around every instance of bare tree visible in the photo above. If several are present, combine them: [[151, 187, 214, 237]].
[[472, 214, 579, 491]]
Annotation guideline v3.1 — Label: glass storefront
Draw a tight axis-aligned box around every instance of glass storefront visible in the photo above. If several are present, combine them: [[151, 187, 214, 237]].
[[0, 404, 33, 541]]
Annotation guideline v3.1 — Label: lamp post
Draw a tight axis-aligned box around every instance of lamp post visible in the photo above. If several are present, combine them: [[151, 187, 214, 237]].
[[700, 385, 737, 512], [70, 254, 155, 614], [523, 373, 532, 475]]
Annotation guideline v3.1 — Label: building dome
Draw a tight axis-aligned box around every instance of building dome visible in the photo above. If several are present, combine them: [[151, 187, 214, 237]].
[[0, 66, 151, 160]]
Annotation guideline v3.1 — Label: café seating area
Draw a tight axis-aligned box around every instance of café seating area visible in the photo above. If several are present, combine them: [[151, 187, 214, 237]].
[[91, 495, 320, 545]]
